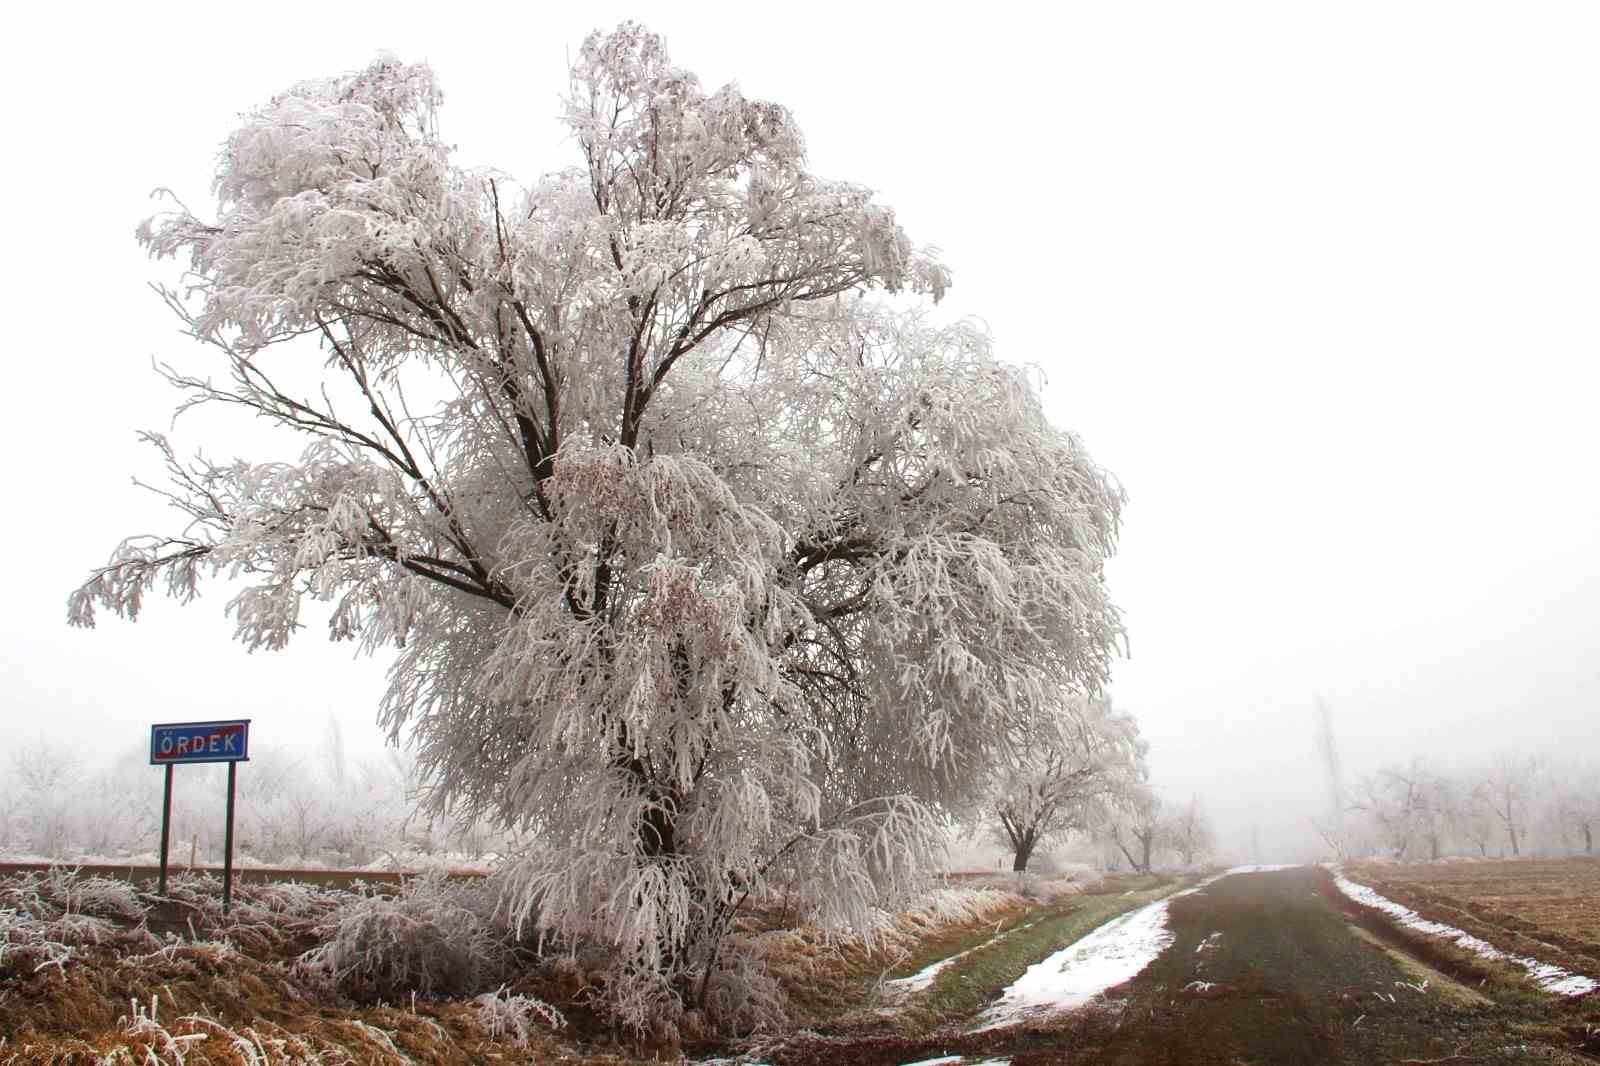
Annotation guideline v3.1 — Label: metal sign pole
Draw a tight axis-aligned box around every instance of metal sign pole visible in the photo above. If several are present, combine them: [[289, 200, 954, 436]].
[[149, 719, 250, 916], [223, 761, 237, 914], [158, 764, 174, 896]]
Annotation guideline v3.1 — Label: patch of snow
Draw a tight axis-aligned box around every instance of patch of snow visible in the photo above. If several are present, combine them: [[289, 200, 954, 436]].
[[1334, 875, 1598, 997], [972, 867, 1280, 1030], [885, 957, 959, 996], [974, 895, 1180, 1029], [1195, 932, 1222, 953], [1221, 864, 1303, 874], [897, 1057, 964, 1066]]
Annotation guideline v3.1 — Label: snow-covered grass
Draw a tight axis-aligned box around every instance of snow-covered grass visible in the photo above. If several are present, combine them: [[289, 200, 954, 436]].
[[1334, 873, 1598, 997]]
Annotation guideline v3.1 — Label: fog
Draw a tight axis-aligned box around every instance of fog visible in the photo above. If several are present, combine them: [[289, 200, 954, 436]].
[[2, 2, 1597, 867]]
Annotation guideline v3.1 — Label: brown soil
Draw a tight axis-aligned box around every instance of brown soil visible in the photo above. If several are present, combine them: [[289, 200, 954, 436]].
[[1349, 859, 1600, 974]]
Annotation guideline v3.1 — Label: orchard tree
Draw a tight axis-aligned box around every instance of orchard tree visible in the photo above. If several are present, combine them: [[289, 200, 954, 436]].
[[1482, 753, 1537, 858], [1349, 761, 1437, 860], [1551, 760, 1598, 855], [987, 695, 1144, 873], [1111, 789, 1164, 874], [1163, 795, 1216, 868], [68, 27, 1124, 1030], [1450, 778, 1501, 857]]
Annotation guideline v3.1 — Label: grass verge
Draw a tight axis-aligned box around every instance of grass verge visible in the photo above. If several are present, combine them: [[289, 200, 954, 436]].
[[890, 875, 1180, 1034]]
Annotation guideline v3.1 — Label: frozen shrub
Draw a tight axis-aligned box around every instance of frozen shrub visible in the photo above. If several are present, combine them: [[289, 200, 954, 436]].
[[41, 867, 147, 923], [0, 870, 150, 977], [299, 872, 511, 1002], [0, 907, 74, 976], [473, 984, 566, 1045], [244, 880, 346, 919], [697, 946, 788, 1036]]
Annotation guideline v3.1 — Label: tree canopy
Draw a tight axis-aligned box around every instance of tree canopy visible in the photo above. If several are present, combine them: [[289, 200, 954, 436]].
[[71, 25, 1125, 1029]]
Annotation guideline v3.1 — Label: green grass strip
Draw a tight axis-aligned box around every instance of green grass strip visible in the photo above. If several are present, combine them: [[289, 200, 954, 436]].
[[894, 878, 1183, 1034]]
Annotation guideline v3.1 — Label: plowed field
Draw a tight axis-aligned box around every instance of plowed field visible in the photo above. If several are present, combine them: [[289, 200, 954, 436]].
[[1348, 858, 1600, 982]]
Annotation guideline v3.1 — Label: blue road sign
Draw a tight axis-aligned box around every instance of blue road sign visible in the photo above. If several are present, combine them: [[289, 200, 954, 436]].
[[150, 720, 251, 765]]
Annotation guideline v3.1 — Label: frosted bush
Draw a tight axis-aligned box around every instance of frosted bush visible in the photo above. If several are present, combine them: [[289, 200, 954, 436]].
[[299, 873, 512, 1001], [0, 870, 147, 976], [41, 867, 148, 923], [696, 947, 788, 1036], [0, 907, 75, 975], [473, 984, 566, 1045], [244, 880, 344, 919]]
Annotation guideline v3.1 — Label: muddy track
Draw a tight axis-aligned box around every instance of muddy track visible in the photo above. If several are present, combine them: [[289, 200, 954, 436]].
[[767, 867, 1600, 1066]]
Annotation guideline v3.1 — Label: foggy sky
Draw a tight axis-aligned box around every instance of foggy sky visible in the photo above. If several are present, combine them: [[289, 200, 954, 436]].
[[4, 2, 1597, 860]]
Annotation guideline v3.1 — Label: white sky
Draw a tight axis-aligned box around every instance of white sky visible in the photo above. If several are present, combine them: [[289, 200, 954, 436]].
[[3, 2, 1597, 857]]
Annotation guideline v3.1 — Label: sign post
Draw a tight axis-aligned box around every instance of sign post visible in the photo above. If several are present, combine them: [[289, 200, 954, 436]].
[[150, 720, 251, 913]]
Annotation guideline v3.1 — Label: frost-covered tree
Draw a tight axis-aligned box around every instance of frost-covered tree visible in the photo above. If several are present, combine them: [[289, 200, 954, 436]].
[[1163, 795, 1216, 868], [1482, 753, 1537, 858], [1110, 789, 1164, 874], [1349, 761, 1439, 861], [986, 695, 1144, 873], [1552, 761, 1599, 855], [69, 26, 1123, 1029], [1, 746, 82, 858]]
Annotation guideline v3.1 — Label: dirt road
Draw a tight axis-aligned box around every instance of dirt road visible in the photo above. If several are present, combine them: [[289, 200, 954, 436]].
[[777, 867, 1599, 1066]]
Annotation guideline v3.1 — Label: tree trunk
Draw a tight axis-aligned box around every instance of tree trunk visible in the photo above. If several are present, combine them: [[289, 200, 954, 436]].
[[1139, 832, 1152, 874], [1584, 823, 1592, 855], [1507, 824, 1519, 857], [1013, 832, 1036, 873], [1114, 836, 1141, 873]]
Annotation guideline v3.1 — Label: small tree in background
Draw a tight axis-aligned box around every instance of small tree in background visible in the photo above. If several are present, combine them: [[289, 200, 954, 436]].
[[2, 747, 81, 858], [1483, 752, 1537, 858], [1110, 789, 1164, 874], [1551, 760, 1599, 855], [69, 25, 1125, 1030], [1164, 795, 1215, 868], [1349, 763, 1431, 861], [987, 695, 1144, 873]]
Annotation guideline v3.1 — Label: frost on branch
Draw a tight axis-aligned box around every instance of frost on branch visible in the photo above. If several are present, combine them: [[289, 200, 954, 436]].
[[73, 22, 1122, 1033]]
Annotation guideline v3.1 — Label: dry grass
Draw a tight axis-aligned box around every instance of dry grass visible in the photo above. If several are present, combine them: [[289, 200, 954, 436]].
[[737, 880, 1034, 1023], [0, 866, 1102, 1063], [0, 869, 644, 1065]]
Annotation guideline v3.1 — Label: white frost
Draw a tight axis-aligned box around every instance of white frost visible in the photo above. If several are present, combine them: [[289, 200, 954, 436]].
[[1334, 874, 1598, 997]]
